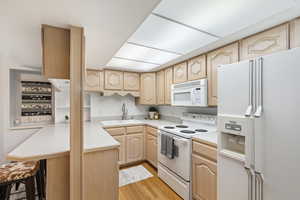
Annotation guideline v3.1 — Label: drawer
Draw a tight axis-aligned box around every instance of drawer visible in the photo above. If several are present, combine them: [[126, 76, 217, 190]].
[[105, 127, 126, 136], [192, 141, 217, 161], [126, 126, 144, 134], [146, 126, 157, 137]]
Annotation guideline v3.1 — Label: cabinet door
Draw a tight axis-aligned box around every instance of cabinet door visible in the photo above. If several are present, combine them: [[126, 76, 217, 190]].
[[124, 72, 140, 91], [156, 70, 165, 104], [290, 18, 300, 48], [188, 55, 206, 81], [192, 154, 217, 200], [164, 67, 173, 105], [207, 43, 239, 106], [126, 134, 144, 163], [113, 135, 126, 165], [42, 25, 70, 79], [104, 70, 123, 90], [85, 70, 103, 91], [240, 23, 289, 60], [173, 62, 187, 83], [146, 134, 157, 167], [140, 73, 156, 105]]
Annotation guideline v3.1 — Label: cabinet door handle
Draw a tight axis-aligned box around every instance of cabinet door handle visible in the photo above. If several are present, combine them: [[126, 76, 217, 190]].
[[254, 57, 263, 118], [245, 60, 254, 117], [245, 167, 254, 200]]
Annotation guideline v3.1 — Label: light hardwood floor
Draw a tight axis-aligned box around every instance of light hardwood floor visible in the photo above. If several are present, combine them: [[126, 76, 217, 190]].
[[119, 162, 183, 200]]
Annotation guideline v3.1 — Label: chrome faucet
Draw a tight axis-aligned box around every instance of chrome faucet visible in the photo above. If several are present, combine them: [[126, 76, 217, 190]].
[[121, 103, 128, 120]]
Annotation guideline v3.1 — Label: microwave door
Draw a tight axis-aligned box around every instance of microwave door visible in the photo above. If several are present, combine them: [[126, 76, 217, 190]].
[[172, 89, 192, 106]]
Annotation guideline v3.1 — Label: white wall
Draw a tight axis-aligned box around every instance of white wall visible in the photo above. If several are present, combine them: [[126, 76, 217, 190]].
[[90, 94, 149, 119], [0, 55, 5, 163], [0, 53, 38, 162]]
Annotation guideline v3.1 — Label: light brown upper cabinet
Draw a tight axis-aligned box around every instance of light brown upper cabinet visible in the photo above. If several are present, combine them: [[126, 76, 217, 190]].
[[240, 23, 289, 60], [164, 67, 173, 105], [104, 70, 124, 90], [156, 70, 165, 104], [188, 55, 206, 81], [140, 73, 156, 105], [124, 72, 140, 91], [290, 18, 300, 48], [207, 43, 239, 106], [173, 62, 188, 84], [42, 25, 70, 79], [85, 69, 103, 92]]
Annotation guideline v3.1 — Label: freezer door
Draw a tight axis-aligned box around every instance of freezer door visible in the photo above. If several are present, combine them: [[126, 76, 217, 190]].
[[218, 60, 255, 200], [254, 48, 300, 200], [218, 60, 254, 116]]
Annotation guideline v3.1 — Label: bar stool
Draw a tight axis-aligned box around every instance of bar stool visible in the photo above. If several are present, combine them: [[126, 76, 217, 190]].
[[0, 161, 41, 200]]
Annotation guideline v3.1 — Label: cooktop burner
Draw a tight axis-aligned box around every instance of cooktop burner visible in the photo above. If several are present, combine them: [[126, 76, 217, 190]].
[[164, 126, 175, 129], [176, 125, 189, 128], [195, 129, 208, 132], [180, 130, 196, 134]]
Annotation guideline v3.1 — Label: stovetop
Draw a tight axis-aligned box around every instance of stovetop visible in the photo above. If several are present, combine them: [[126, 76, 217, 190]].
[[159, 113, 217, 138]]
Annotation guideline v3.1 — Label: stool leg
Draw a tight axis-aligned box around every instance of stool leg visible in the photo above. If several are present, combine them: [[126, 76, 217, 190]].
[[0, 184, 12, 200], [40, 160, 46, 198], [25, 177, 35, 200], [15, 182, 20, 191], [36, 170, 43, 200]]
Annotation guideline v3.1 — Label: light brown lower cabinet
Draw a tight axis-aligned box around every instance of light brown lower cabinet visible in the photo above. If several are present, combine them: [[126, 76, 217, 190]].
[[126, 133, 144, 163], [146, 133, 157, 167], [105, 125, 158, 167], [46, 149, 119, 200], [192, 140, 217, 200], [113, 135, 126, 165]]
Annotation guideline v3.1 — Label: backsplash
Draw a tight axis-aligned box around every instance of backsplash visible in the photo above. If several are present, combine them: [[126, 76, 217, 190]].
[[54, 82, 91, 123], [157, 106, 217, 119], [90, 94, 149, 120]]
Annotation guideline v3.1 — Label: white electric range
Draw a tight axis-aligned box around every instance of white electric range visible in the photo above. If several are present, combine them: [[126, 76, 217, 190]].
[[157, 113, 217, 200]]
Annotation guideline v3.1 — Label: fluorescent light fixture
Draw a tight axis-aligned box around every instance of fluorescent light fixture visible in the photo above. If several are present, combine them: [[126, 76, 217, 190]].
[[154, 0, 296, 37], [128, 14, 218, 54], [107, 57, 159, 72], [114, 43, 181, 65]]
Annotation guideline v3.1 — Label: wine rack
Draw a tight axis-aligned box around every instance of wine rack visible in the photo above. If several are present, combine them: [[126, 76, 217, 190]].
[[21, 81, 53, 123]]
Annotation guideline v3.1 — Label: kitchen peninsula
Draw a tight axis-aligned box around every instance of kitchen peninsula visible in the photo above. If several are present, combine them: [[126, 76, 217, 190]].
[[7, 122, 120, 200]]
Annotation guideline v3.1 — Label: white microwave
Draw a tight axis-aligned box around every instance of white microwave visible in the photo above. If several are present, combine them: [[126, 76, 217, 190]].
[[171, 79, 208, 107]]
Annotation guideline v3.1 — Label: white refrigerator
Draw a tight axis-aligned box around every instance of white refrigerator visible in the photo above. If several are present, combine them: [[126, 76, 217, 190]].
[[217, 47, 300, 200]]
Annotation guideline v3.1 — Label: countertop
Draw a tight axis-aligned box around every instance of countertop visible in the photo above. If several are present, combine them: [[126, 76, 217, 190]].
[[101, 119, 218, 145], [7, 119, 218, 161], [192, 131, 218, 146], [100, 119, 177, 128], [7, 122, 120, 161]]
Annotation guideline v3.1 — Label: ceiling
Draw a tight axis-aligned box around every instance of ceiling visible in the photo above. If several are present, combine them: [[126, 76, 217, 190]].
[[0, 0, 160, 68], [107, 0, 298, 71], [0, 0, 299, 72]]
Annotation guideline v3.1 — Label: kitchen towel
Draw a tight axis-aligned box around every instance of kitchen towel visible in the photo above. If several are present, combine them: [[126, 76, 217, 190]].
[[166, 135, 174, 159], [160, 134, 167, 156]]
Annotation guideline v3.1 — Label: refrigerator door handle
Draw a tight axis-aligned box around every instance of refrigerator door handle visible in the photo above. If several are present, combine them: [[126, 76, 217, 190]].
[[254, 57, 263, 118], [245, 60, 254, 117], [255, 172, 264, 200], [245, 167, 254, 200]]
